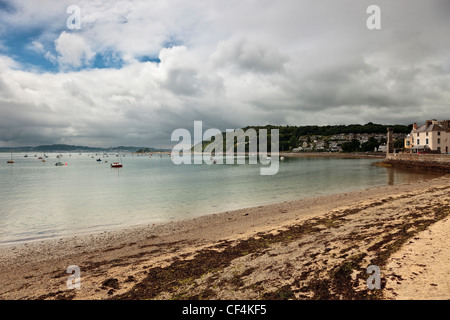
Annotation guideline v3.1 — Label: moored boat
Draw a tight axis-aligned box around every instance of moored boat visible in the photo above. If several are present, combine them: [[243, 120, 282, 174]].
[[7, 149, 14, 163], [111, 162, 123, 168]]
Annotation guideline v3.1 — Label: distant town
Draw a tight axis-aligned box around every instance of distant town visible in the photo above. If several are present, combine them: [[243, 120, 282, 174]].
[[202, 122, 411, 153], [291, 132, 404, 153]]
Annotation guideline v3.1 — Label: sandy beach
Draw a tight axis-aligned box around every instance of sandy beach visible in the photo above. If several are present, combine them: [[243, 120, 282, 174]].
[[0, 174, 449, 300]]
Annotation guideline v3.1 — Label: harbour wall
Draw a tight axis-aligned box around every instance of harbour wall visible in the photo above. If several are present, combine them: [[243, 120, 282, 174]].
[[383, 153, 450, 173]]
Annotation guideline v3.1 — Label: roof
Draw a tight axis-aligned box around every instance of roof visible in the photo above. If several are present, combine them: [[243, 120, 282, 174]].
[[414, 123, 448, 133]]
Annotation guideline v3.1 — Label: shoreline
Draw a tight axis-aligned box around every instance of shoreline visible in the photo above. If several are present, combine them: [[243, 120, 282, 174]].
[[280, 152, 385, 159], [1, 174, 449, 300]]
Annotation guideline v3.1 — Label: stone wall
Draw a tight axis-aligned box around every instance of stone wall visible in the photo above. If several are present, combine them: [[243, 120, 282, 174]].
[[384, 153, 450, 173], [386, 153, 450, 163]]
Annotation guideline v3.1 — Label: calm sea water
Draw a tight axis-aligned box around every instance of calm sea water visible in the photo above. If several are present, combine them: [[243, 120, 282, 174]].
[[0, 152, 433, 246]]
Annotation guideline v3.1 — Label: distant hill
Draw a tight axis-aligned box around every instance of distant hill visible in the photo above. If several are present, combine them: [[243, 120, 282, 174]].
[[0, 144, 171, 153]]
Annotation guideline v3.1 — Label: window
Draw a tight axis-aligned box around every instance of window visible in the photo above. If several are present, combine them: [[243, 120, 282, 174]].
[[426, 138, 429, 145], [426, 132, 429, 136], [417, 139, 420, 145], [438, 131, 441, 136], [438, 138, 441, 144]]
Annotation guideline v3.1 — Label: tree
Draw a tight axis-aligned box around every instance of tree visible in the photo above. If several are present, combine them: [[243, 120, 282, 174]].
[[342, 139, 361, 153], [288, 135, 298, 149], [394, 138, 404, 150], [361, 137, 380, 152]]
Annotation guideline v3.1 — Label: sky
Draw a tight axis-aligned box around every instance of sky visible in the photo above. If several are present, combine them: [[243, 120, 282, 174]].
[[0, 0, 449, 148]]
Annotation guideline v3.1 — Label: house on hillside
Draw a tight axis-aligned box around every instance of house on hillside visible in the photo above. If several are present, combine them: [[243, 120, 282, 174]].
[[405, 119, 450, 154]]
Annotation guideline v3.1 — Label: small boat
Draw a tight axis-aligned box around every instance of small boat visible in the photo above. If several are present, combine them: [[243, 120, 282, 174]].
[[55, 161, 65, 166], [7, 149, 15, 163], [96, 158, 102, 162], [111, 162, 123, 168]]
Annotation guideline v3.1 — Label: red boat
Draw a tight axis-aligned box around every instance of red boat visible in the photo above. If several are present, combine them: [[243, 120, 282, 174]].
[[7, 149, 15, 163], [111, 162, 123, 168]]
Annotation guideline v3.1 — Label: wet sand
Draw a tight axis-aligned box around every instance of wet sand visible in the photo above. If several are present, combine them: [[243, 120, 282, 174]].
[[0, 175, 449, 300]]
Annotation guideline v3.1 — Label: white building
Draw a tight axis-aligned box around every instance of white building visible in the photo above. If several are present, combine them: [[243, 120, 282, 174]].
[[405, 119, 450, 153]]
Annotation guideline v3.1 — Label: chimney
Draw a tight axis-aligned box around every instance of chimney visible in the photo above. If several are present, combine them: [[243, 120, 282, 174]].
[[432, 119, 438, 125], [425, 120, 432, 127], [413, 123, 418, 130], [439, 120, 450, 130]]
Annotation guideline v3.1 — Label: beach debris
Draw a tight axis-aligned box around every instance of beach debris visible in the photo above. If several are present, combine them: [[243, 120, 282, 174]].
[[102, 278, 120, 290], [125, 275, 136, 283]]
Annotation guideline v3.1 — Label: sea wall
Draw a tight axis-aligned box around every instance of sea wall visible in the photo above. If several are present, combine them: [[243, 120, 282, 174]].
[[386, 153, 450, 163], [383, 153, 450, 173]]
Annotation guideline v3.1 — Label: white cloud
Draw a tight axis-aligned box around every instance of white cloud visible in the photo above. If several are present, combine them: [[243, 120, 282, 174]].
[[54, 31, 96, 69], [27, 40, 45, 54]]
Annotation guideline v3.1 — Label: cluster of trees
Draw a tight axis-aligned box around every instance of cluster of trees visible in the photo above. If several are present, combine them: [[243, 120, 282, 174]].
[[341, 136, 404, 153], [242, 122, 411, 137], [342, 137, 382, 153], [244, 123, 410, 152], [200, 122, 410, 153]]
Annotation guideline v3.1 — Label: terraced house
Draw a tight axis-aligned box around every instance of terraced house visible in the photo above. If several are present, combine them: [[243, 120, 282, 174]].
[[405, 119, 450, 154]]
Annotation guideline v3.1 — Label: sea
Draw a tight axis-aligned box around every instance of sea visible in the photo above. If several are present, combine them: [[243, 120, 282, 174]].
[[0, 152, 435, 246]]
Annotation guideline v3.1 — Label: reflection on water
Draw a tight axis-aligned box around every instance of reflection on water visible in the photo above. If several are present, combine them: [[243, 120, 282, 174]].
[[0, 153, 439, 245], [387, 167, 395, 186]]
